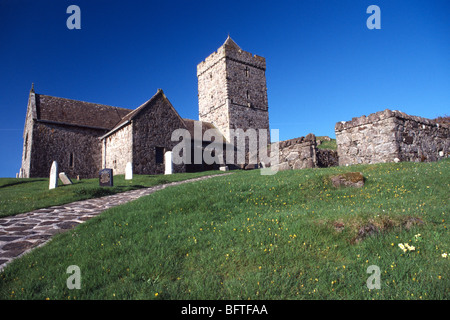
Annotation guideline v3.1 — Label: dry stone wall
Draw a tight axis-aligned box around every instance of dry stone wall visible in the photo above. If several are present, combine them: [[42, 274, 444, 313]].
[[335, 109, 450, 166], [272, 134, 318, 171], [317, 149, 339, 168]]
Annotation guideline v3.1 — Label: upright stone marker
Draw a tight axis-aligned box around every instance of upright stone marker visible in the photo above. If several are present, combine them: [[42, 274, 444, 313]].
[[125, 162, 133, 180], [49, 161, 58, 190], [99, 168, 113, 187], [59, 172, 73, 185], [164, 151, 173, 175]]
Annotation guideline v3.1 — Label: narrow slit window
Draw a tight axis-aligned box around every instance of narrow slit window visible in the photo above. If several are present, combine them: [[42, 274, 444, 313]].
[[69, 152, 74, 168], [24, 133, 28, 159], [245, 66, 249, 77]]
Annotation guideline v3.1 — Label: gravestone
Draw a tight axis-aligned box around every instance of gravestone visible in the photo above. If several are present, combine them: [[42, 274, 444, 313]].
[[59, 172, 73, 185], [219, 166, 229, 171], [125, 162, 133, 180], [49, 161, 58, 190], [99, 168, 113, 187], [164, 151, 173, 175]]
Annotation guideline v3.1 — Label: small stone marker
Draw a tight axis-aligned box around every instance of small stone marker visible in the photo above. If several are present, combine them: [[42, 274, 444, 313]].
[[16, 173, 19, 178], [164, 151, 173, 175], [125, 162, 133, 180], [99, 168, 113, 187], [49, 161, 58, 190], [330, 172, 365, 188], [59, 172, 73, 185], [219, 166, 229, 171]]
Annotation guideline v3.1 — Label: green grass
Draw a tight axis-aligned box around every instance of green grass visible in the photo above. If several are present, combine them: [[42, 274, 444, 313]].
[[0, 171, 224, 218], [0, 160, 449, 300], [316, 136, 337, 150]]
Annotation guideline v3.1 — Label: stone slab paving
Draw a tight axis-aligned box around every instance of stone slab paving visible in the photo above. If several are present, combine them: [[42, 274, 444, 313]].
[[0, 174, 230, 272]]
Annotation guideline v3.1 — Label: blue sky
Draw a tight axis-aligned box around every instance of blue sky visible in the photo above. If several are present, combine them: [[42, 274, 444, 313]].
[[0, 0, 449, 177]]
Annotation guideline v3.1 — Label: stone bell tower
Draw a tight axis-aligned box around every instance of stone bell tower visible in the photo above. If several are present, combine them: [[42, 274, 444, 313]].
[[197, 36, 270, 151]]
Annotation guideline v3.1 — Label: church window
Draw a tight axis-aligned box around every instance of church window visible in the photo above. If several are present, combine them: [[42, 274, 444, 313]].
[[155, 147, 165, 164], [245, 67, 249, 77], [69, 152, 74, 168], [246, 90, 250, 99]]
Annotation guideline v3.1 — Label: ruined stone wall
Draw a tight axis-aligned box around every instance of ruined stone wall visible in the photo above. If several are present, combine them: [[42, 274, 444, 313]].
[[29, 122, 104, 178], [272, 134, 318, 171], [317, 149, 339, 168], [103, 123, 133, 175], [394, 114, 449, 162], [335, 109, 450, 166], [132, 92, 186, 175]]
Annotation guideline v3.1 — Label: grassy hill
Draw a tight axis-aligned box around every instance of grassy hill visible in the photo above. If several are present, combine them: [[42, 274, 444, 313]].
[[0, 171, 224, 218], [0, 159, 449, 300]]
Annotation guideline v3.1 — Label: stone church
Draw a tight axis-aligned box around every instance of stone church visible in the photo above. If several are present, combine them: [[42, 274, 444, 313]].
[[20, 36, 271, 178]]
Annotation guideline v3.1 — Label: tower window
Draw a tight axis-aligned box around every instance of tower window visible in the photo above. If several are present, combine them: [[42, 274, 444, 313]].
[[245, 67, 249, 77], [155, 147, 165, 164], [246, 90, 250, 99]]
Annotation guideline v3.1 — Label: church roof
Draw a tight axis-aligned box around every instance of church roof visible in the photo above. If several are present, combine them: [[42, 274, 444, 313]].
[[35, 93, 132, 130], [33, 89, 226, 143], [101, 89, 186, 139]]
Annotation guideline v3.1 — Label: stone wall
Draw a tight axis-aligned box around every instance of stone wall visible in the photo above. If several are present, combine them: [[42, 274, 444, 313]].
[[317, 149, 339, 168], [103, 123, 133, 174], [29, 122, 104, 178], [272, 134, 318, 171], [132, 91, 186, 175], [335, 109, 450, 166], [20, 92, 36, 178]]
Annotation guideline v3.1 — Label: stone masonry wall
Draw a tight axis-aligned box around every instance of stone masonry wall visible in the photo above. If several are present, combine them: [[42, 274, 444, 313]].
[[103, 123, 133, 175], [29, 122, 104, 178], [132, 92, 187, 175], [197, 38, 269, 147], [198, 45, 230, 140], [20, 93, 36, 178], [271, 134, 318, 171], [335, 109, 450, 166]]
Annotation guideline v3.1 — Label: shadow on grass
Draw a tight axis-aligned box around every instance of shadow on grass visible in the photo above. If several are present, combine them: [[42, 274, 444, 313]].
[[0, 178, 47, 189]]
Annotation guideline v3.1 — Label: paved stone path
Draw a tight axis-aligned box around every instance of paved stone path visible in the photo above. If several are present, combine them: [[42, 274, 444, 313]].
[[0, 174, 229, 272]]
